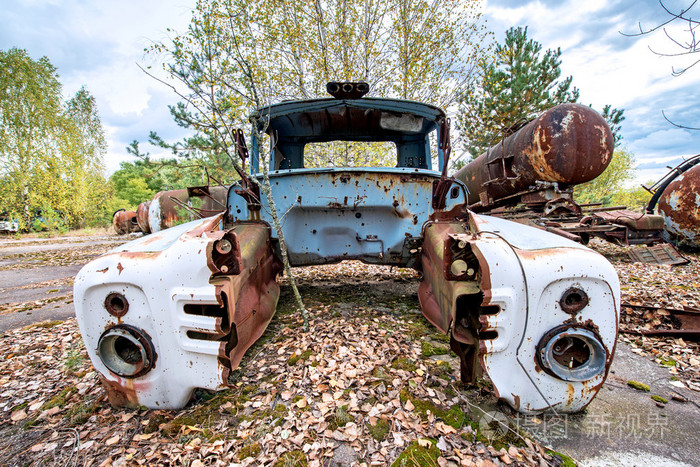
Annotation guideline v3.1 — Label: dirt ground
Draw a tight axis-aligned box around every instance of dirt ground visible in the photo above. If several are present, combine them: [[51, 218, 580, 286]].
[[0, 233, 698, 466]]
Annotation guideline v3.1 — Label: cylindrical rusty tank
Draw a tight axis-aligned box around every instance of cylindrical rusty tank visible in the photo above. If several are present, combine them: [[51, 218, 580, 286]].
[[115, 186, 229, 235], [146, 186, 229, 233], [657, 163, 700, 247], [455, 103, 614, 207], [135, 202, 151, 234], [112, 209, 141, 235]]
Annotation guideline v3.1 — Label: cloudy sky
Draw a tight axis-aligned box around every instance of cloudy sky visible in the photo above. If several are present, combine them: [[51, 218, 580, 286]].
[[1, 0, 699, 185]]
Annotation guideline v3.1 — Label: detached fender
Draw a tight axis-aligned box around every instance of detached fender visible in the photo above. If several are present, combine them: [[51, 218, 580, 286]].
[[419, 213, 619, 413]]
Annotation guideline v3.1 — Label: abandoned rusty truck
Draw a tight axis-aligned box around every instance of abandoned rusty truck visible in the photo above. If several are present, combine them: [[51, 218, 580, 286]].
[[74, 83, 619, 414]]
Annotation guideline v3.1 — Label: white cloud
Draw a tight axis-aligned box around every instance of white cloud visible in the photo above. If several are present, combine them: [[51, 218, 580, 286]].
[[1, 0, 197, 175]]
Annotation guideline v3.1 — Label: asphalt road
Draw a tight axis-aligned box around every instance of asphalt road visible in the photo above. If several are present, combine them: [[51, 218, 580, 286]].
[[0, 234, 127, 333]]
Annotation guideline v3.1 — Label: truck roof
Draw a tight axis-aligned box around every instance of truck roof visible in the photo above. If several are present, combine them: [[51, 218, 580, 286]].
[[252, 98, 446, 170]]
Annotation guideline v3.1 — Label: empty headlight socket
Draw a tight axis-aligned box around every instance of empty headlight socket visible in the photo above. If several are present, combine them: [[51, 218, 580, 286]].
[[104, 292, 129, 318], [560, 287, 588, 314], [97, 325, 156, 378]]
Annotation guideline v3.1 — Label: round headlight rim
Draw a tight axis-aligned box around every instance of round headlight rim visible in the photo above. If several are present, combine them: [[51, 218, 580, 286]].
[[537, 325, 608, 382], [97, 324, 156, 379]]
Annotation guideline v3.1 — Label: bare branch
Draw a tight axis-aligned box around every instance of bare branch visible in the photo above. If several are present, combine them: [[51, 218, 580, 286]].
[[671, 56, 700, 75], [662, 109, 700, 129]]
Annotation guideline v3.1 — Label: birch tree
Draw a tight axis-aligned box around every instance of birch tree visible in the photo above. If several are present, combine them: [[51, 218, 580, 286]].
[[0, 48, 63, 228], [0, 48, 108, 229]]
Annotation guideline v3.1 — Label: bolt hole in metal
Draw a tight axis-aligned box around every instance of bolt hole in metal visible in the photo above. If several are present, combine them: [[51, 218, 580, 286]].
[[559, 287, 588, 314], [104, 292, 128, 317], [538, 328, 606, 381], [98, 326, 154, 378]]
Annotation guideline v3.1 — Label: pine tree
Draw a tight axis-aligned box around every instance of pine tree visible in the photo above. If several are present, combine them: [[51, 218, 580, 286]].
[[458, 27, 587, 159]]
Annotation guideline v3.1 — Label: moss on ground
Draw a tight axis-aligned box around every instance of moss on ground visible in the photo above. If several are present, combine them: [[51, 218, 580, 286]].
[[66, 398, 100, 426], [651, 395, 668, 404], [399, 390, 466, 430], [287, 349, 313, 366], [42, 386, 77, 410], [144, 413, 172, 434], [368, 418, 391, 441], [420, 342, 449, 358], [162, 391, 238, 437], [238, 442, 262, 460], [30, 320, 63, 329], [328, 405, 353, 430], [405, 319, 431, 340], [627, 380, 650, 392], [546, 450, 576, 467], [391, 357, 418, 372], [274, 449, 308, 466], [372, 366, 391, 381], [391, 439, 440, 466]]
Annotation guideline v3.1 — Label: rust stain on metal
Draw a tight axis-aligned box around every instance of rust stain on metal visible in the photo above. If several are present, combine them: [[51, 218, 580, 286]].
[[622, 302, 700, 341], [209, 223, 283, 382], [628, 243, 689, 265], [99, 374, 140, 409], [112, 210, 140, 235], [136, 202, 151, 234], [657, 163, 700, 246]]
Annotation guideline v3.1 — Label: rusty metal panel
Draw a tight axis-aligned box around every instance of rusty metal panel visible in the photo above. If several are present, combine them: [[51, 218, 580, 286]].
[[74, 215, 281, 408], [628, 243, 689, 265], [135, 202, 151, 234], [589, 210, 663, 231], [622, 303, 700, 341], [112, 209, 141, 235], [143, 186, 228, 234], [227, 168, 468, 267], [419, 212, 620, 413]]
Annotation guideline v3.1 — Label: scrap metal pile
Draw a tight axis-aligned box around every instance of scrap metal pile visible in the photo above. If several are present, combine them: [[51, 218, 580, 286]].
[[80, 83, 622, 414]]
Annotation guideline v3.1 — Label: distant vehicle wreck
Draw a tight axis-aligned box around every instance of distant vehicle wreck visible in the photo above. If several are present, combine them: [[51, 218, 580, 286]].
[[75, 83, 620, 414], [0, 215, 19, 234]]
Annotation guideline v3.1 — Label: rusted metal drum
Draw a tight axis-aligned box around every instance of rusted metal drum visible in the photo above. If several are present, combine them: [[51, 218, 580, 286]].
[[455, 103, 614, 207], [135, 202, 151, 234], [147, 186, 229, 233], [112, 210, 140, 235], [657, 164, 700, 246]]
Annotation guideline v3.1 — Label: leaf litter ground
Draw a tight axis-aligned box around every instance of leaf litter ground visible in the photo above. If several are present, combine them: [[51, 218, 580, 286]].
[[1, 236, 698, 465]]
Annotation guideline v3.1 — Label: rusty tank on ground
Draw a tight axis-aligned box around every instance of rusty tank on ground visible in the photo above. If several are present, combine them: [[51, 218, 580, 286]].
[[455, 103, 614, 210], [112, 209, 140, 235], [452, 104, 666, 246], [650, 155, 700, 248], [113, 186, 228, 235]]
